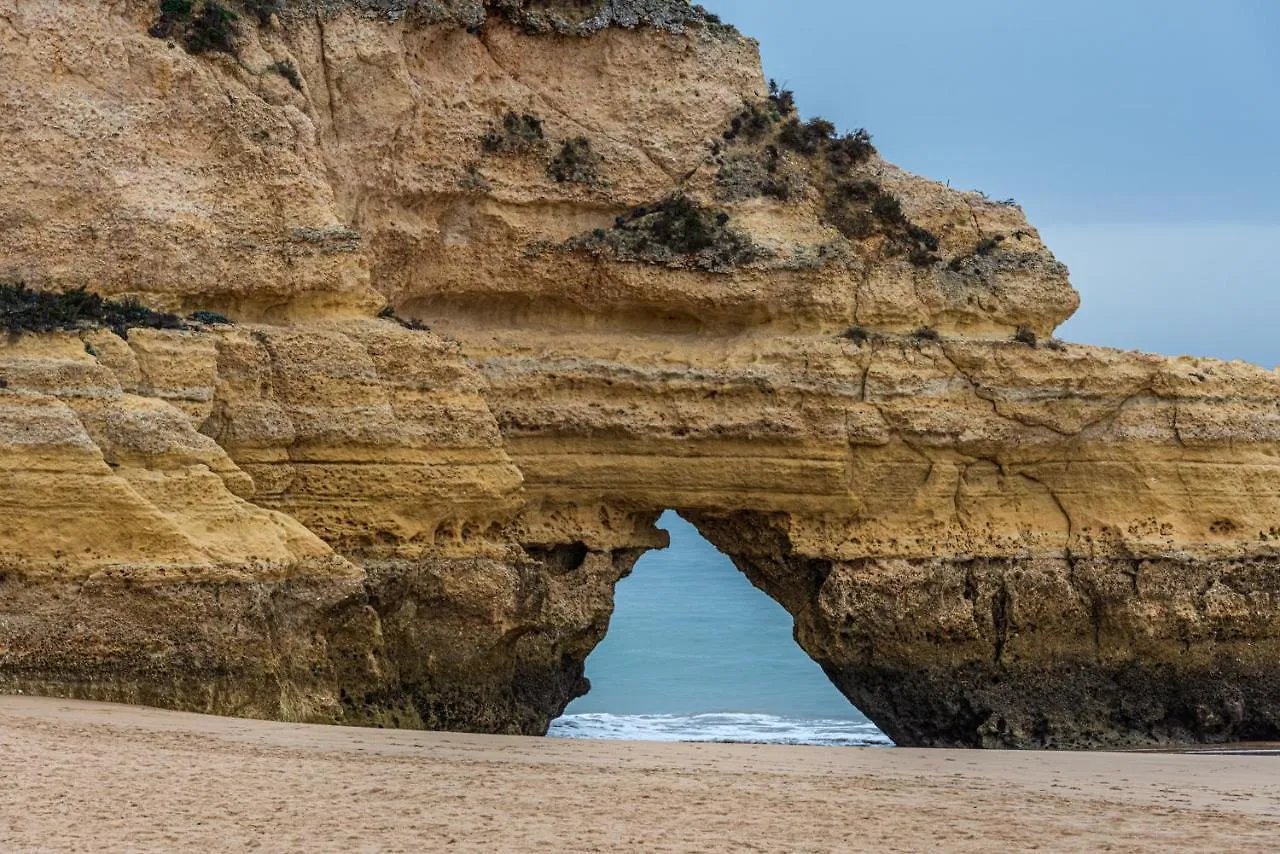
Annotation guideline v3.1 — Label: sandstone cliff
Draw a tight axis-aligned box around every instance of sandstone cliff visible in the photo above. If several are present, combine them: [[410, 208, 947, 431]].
[[2, 0, 1277, 748]]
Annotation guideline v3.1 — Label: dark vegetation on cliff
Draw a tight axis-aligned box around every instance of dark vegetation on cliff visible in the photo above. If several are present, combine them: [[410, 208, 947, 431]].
[[948, 233, 1007, 272], [481, 113, 602, 185], [458, 162, 492, 192], [548, 137, 602, 184], [150, 1, 241, 54], [715, 81, 939, 267], [148, 0, 285, 53], [149, 0, 736, 47], [270, 58, 304, 90], [467, 0, 736, 38], [0, 283, 186, 339], [841, 325, 870, 346], [377, 305, 431, 331], [188, 310, 235, 325], [565, 194, 763, 272], [715, 82, 877, 194], [482, 112, 547, 155], [910, 325, 942, 342], [825, 180, 940, 266]]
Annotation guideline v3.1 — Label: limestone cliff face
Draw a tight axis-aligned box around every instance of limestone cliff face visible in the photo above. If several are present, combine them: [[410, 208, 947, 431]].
[[2, 0, 1278, 747]]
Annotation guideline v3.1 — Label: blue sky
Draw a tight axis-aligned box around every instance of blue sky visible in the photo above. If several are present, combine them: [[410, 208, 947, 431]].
[[707, 1, 1280, 365]]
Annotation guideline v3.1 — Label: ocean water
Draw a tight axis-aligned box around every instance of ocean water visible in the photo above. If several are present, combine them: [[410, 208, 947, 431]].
[[551, 512, 892, 747]]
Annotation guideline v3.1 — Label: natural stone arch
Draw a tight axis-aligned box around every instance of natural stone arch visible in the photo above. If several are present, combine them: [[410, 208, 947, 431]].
[[363, 496, 1280, 750], [1, 0, 1278, 753], [558, 510, 873, 730]]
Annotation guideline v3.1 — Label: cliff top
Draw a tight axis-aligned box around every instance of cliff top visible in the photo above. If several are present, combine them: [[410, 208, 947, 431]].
[[285, 0, 739, 36]]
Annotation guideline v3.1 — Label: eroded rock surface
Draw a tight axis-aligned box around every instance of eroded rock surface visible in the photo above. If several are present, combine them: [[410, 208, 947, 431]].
[[2, 0, 1277, 747]]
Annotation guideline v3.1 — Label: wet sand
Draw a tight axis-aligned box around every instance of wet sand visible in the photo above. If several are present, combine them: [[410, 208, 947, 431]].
[[0, 696, 1276, 853]]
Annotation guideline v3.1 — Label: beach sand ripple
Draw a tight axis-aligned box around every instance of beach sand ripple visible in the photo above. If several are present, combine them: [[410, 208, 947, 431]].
[[0, 697, 1277, 853]]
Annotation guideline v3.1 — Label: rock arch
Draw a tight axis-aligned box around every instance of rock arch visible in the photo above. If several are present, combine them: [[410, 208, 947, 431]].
[[0, 0, 1278, 749]]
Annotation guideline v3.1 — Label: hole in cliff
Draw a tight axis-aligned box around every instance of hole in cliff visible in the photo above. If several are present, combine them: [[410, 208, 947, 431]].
[[525, 542, 590, 573], [550, 511, 889, 746]]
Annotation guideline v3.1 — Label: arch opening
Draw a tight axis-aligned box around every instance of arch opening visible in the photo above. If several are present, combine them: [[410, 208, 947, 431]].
[[550, 511, 891, 746]]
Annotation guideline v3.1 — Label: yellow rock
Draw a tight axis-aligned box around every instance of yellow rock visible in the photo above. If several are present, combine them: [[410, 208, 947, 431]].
[[0, 0, 1276, 747]]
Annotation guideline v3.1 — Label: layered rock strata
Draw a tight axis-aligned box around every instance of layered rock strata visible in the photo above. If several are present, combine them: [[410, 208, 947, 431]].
[[1, 0, 1277, 747]]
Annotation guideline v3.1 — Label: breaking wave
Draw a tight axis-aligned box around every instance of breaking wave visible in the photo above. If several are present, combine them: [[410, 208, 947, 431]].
[[548, 712, 893, 747]]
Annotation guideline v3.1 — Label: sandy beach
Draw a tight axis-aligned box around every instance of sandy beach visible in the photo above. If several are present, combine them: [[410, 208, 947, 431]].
[[0, 697, 1275, 852]]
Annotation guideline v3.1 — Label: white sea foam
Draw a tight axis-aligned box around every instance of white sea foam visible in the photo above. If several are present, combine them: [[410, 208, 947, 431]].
[[548, 713, 894, 747]]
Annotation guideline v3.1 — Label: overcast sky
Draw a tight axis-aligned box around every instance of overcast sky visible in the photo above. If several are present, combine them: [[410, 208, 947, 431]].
[[707, 1, 1280, 366]]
